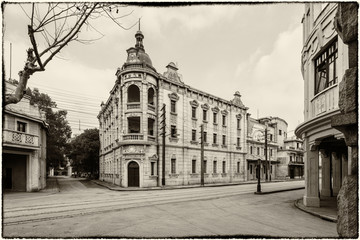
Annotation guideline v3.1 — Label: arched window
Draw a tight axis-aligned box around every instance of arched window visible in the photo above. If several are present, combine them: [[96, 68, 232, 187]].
[[128, 85, 140, 102], [148, 88, 155, 105]]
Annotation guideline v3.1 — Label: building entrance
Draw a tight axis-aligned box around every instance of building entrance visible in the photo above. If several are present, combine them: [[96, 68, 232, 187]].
[[2, 153, 27, 191], [128, 161, 139, 187]]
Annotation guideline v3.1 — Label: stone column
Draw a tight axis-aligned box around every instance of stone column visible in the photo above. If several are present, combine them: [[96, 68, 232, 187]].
[[303, 142, 320, 207], [341, 152, 348, 183], [332, 152, 342, 195], [320, 149, 331, 197], [331, 3, 358, 238]]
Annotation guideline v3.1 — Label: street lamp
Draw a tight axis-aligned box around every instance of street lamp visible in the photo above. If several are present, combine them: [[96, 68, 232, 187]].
[[256, 158, 261, 193]]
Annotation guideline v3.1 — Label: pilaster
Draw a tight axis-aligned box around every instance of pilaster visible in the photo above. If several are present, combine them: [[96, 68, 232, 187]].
[[320, 149, 331, 197], [303, 142, 320, 207]]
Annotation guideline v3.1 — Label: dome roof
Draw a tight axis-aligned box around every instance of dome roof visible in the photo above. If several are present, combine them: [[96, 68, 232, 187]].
[[123, 29, 154, 69], [137, 50, 152, 66]]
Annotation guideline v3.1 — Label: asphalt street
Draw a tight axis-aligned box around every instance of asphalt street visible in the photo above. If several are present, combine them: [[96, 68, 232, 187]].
[[2, 176, 337, 238]]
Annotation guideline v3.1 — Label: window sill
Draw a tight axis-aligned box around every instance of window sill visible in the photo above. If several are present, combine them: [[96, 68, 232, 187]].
[[222, 145, 227, 148], [192, 118, 197, 121], [203, 120, 208, 123], [169, 173, 179, 178], [213, 123, 218, 126], [236, 146, 242, 150], [190, 140, 198, 145], [169, 137, 179, 143], [212, 143, 219, 147], [190, 173, 199, 178], [170, 112, 178, 116]]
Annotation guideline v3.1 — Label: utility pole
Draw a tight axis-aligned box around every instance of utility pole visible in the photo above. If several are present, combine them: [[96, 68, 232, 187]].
[[200, 124, 204, 186], [265, 125, 269, 181], [160, 104, 166, 186], [10, 43, 12, 79]]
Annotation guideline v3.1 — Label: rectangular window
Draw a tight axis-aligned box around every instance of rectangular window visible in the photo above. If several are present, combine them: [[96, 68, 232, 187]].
[[222, 135, 226, 145], [290, 156, 293, 162], [270, 149, 273, 156], [257, 147, 260, 155], [171, 100, 176, 113], [213, 112, 217, 124], [237, 118, 240, 129], [203, 110, 207, 121], [171, 125, 177, 138], [279, 130, 282, 135], [269, 134, 273, 141], [151, 162, 155, 176], [222, 115, 226, 126], [148, 118, 155, 136], [128, 117, 140, 133], [213, 133, 217, 144], [204, 160, 207, 173], [250, 146, 253, 154], [314, 40, 338, 95], [17, 121, 27, 132], [213, 161, 217, 173], [237, 162, 240, 173], [237, 137, 240, 147], [192, 160, 196, 174], [222, 161, 226, 173], [171, 158, 176, 174], [203, 131, 207, 143], [250, 165, 253, 174], [192, 130, 196, 141], [192, 107, 196, 118]]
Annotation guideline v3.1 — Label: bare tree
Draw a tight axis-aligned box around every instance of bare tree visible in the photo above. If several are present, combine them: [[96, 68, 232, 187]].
[[4, 3, 136, 105]]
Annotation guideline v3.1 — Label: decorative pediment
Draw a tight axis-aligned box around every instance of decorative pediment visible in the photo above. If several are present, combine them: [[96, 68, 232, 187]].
[[168, 92, 180, 101], [201, 103, 210, 110], [163, 62, 183, 82], [190, 100, 199, 108], [221, 109, 228, 116], [231, 91, 245, 108], [236, 114, 242, 119], [149, 154, 158, 160], [211, 107, 220, 113]]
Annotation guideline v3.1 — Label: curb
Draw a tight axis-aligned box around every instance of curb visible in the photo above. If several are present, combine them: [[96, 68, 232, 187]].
[[294, 199, 337, 223], [92, 179, 304, 192], [254, 186, 305, 195]]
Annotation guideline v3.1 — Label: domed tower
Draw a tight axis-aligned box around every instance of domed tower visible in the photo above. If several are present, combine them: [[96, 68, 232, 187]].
[[109, 26, 159, 188]]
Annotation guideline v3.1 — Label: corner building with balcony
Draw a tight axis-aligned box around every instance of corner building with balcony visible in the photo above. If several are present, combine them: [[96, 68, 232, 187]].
[[2, 81, 48, 192], [98, 29, 249, 188], [295, 3, 350, 207]]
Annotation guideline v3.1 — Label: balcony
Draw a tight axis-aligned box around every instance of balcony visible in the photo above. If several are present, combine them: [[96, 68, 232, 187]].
[[3, 129, 39, 148], [123, 134, 144, 141], [310, 84, 338, 119], [127, 102, 141, 110]]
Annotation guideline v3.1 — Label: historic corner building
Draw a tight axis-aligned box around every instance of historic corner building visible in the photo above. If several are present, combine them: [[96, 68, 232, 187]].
[[98, 28, 302, 188], [295, 3, 350, 207], [2, 80, 48, 192], [246, 116, 304, 181]]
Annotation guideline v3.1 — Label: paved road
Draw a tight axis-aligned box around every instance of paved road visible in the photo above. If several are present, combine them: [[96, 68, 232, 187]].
[[2, 177, 337, 238]]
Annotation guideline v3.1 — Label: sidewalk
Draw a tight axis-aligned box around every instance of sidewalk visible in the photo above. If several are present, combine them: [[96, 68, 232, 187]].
[[40, 177, 60, 193], [294, 197, 337, 222], [92, 179, 304, 193]]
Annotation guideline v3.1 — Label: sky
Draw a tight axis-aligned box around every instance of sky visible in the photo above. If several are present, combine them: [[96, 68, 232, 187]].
[[3, 2, 305, 137]]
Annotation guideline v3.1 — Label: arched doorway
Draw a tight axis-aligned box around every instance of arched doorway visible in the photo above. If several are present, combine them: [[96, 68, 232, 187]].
[[128, 161, 139, 187]]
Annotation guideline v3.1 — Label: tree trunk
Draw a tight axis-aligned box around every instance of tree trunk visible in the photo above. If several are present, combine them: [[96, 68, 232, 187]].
[[5, 68, 35, 105]]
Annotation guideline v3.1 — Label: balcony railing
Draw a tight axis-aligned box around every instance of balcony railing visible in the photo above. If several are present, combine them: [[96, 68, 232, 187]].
[[310, 84, 338, 119], [123, 134, 144, 141], [127, 102, 141, 110], [3, 129, 39, 147]]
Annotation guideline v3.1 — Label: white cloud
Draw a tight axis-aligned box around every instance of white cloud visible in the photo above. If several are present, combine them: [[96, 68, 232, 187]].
[[237, 24, 304, 133]]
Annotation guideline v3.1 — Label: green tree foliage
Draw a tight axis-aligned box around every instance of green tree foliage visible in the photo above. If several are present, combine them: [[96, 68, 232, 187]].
[[68, 128, 99, 178], [26, 88, 72, 170]]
